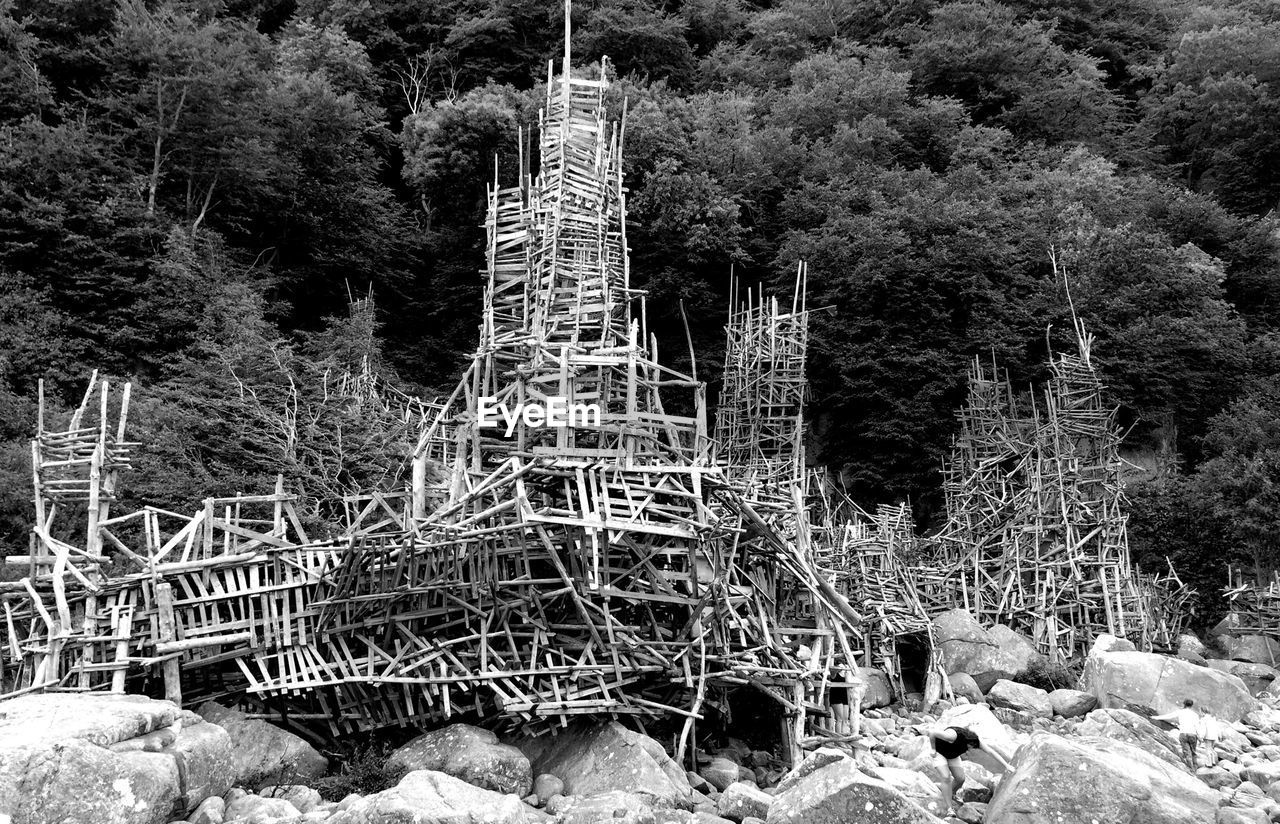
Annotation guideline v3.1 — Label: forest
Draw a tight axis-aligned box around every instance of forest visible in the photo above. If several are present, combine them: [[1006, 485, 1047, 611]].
[[1, 0, 1279, 616]]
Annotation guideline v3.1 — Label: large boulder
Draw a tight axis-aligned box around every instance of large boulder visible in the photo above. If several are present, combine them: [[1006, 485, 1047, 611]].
[[1079, 649, 1258, 721], [933, 610, 1043, 691], [1223, 635, 1280, 667], [1178, 634, 1207, 659], [986, 681, 1052, 718], [388, 724, 531, 796], [1208, 660, 1280, 697], [327, 769, 526, 824], [197, 701, 327, 789], [1047, 689, 1096, 719], [0, 692, 234, 824], [717, 781, 771, 822], [860, 667, 894, 709], [867, 766, 949, 817], [1074, 708, 1183, 767], [986, 733, 1218, 824], [947, 673, 984, 704], [514, 720, 692, 809], [767, 751, 945, 824]]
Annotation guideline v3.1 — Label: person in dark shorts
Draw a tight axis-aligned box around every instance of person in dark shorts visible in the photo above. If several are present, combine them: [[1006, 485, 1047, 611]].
[[930, 725, 1013, 794], [829, 667, 850, 734]]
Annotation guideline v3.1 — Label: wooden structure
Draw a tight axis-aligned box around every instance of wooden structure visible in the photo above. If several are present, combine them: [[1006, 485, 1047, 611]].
[[1, 35, 862, 746], [925, 321, 1190, 660]]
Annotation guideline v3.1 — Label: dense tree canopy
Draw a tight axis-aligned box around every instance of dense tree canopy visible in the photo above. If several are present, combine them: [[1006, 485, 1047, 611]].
[[2, 0, 1280, 610]]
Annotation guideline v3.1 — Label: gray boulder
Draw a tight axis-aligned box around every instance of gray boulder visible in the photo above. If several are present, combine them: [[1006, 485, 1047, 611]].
[[1075, 708, 1183, 767], [717, 781, 771, 822], [0, 693, 233, 824], [223, 793, 300, 822], [1208, 660, 1280, 697], [933, 610, 1043, 691], [1224, 635, 1280, 667], [867, 766, 949, 817], [986, 680, 1052, 718], [515, 720, 693, 809], [197, 702, 327, 789], [860, 667, 894, 709], [388, 724, 531, 796], [766, 751, 944, 824], [986, 733, 1217, 824], [948, 673, 984, 703], [1047, 688, 1096, 718], [326, 769, 526, 824], [1079, 649, 1258, 721]]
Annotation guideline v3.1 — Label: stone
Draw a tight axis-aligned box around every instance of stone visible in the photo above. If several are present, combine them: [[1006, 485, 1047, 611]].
[[868, 766, 949, 817], [986, 681, 1051, 718], [191, 796, 227, 824], [387, 724, 532, 796], [259, 784, 322, 813], [197, 702, 327, 789], [933, 610, 1043, 692], [1047, 688, 1096, 719], [1179, 634, 1208, 659], [223, 793, 301, 823], [1243, 762, 1280, 788], [860, 667, 895, 709], [555, 790, 659, 824], [516, 720, 693, 809], [532, 773, 563, 801], [717, 782, 771, 822], [0, 693, 235, 824], [766, 752, 945, 824], [701, 758, 741, 792], [1075, 708, 1184, 767], [985, 733, 1217, 824], [947, 673, 984, 704], [326, 769, 526, 824], [1225, 636, 1280, 668], [1209, 661, 1280, 697], [956, 802, 986, 824], [1219, 810, 1270, 824], [1090, 633, 1137, 655], [1079, 649, 1259, 721], [1199, 767, 1243, 790]]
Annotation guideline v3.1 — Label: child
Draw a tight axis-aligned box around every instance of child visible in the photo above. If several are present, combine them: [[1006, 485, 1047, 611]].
[[1199, 707, 1222, 767]]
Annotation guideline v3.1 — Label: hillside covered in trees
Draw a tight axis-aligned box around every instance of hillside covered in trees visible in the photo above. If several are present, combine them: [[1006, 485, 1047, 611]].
[[2, 0, 1278, 614]]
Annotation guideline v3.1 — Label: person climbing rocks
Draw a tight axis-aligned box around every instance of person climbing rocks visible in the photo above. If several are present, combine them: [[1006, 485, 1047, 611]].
[[929, 724, 1013, 796], [1153, 699, 1201, 769], [1199, 707, 1222, 767]]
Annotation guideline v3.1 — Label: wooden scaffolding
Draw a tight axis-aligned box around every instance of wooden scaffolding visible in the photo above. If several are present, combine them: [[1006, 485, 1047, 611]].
[[0, 35, 861, 745], [924, 321, 1190, 660]]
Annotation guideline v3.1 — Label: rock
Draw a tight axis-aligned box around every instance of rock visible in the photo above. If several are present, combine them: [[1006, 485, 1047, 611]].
[[197, 702, 327, 789], [532, 773, 563, 801], [717, 782, 771, 822], [191, 796, 227, 824], [766, 752, 944, 824], [948, 674, 984, 704], [1047, 688, 1096, 719], [986, 733, 1217, 824], [223, 793, 301, 823], [1075, 708, 1184, 767], [327, 769, 526, 824], [556, 790, 658, 824], [701, 758, 741, 792], [860, 667, 894, 709], [868, 766, 949, 817], [1179, 634, 1208, 659], [516, 720, 693, 809], [957, 782, 992, 804], [986, 681, 1052, 718], [387, 724, 532, 796], [1225, 636, 1280, 667], [0, 693, 235, 824], [1090, 633, 1137, 654], [1209, 661, 1280, 697], [1199, 767, 1243, 789], [1219, 810, 1270, 824], [933, 610, 1043, 692], [956, 802, 987, 824], [1079, 649, 1259, 721], [1243, 762, 1280, 788], [259, 784, 322, 813]]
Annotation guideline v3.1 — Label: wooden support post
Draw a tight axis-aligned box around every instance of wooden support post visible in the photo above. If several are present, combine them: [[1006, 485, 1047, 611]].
[[156, 582, 182, 706]]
